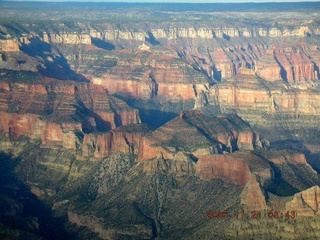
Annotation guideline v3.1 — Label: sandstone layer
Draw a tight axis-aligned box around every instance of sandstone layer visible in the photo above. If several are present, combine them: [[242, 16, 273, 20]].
[[286, 186, 320, 217], [138, 110, 260, 163], [1, 3, 320, 239]]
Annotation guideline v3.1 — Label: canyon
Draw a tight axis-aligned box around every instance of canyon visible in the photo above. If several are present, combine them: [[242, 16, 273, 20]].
[[1, 2, 320, 239]]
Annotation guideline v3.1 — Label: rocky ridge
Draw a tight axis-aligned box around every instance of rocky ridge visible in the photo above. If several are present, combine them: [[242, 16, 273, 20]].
[[1, 3, 320, 239], [0, 71, 140, 151]]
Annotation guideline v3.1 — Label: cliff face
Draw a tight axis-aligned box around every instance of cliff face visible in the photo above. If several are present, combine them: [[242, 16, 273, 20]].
[[138, 110, 260, 164], [286, 186, 320, 217], [195, 149, 319, 211], [82, 125, 149, 158], [8, 23, 318, 43], [0, 39, 20, 52], [0, 72, 140, 150], [1, 6, 320, 239], [1, 22, 320, 130], [181, 42, 319, 82], [205, 73, 320, 142], [196, 154, 251, 187], [210, 73, 320, 115], [255, 45, 318, 82], [1, 22, 319, 88], [137, 111, 272, 209], [101, 26, 316, 41], [196, 152, 270, 210], [267, 151, 307, 165], [42, 32, 92, 45]]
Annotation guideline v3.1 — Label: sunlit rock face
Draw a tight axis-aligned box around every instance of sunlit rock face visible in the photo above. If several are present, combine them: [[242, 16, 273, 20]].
[[209, 73, 320, 115], [196, 154, 252, 187], [255, 44, 318, 82], [0, 74, 140, 150], [286, 186, 320, 217], [42, 32, 92, 44], [1, 3, 320, 239], [0, 39, 20, 52], [1, 20, 320, 132], [137, 110, 260, 163], [195, 149, 318, 211]]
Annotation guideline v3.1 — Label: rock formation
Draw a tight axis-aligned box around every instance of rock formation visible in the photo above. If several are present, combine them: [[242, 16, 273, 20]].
[[196, 152, 270, 210], [82, 124, 149, 158], [1, 2, 320, 239], [138, 110, 260, 163], [0, 39, 20, 52], [196, 154, 251, 187], [255, 45, 318, 82], [0, 72, 140, 150]]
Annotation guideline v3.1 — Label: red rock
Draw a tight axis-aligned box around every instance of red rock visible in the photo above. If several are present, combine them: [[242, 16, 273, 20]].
[[255, 44, 318, 82], [273, 91, 320, 115], [196, 151, 270, 210], [285, 186, 320, 217], [82, 125, 149, 158], [196, 154, 250, 187], [143, 152, 196, 176], [0, 82, 10, 92], [0, 39, 20, 52], [211, 73, 320, 116], [0, 112, 41, 139], [210, 49, 236, 79], [41, 122, 82, 149], [275, 50, 315, 82], [0, 112, 81, 149], [267, 151, 307, 165], [42, 122, 64, 144], [240, 174, 267, 210], [137, 110, 259, 162], [92, 77, 152, 100], [138, 137, 173, 162], [157, 83, 197, 101], [237, 131, 258, 151], [91, 51, 208, 101]]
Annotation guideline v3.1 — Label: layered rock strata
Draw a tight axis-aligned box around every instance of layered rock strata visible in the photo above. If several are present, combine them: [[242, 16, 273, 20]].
[[1, 22, 319, 86], [138, 110, 260, 163], [1, 5, 320, 240], [0, 72, 140, 150], [286, 186, 320, 217]]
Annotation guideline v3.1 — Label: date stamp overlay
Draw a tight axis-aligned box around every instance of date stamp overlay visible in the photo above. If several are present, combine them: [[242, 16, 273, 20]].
[[206, 210, 297, 220]]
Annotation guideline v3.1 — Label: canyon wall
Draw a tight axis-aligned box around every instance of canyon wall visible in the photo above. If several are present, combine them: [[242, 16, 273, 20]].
[[1, 22, 320, 123], [1, 22, 320, 84], [45, 25, 320, 42], [0, 39, 20, 52], [210, 73, 320, 115], [286, 186, 320, 217], [1, 4, 320, 239], [138, 110, 260, 162], [0, 75, 140, 150]]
